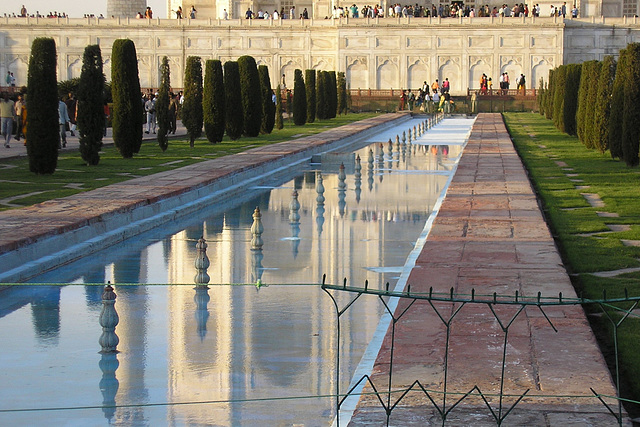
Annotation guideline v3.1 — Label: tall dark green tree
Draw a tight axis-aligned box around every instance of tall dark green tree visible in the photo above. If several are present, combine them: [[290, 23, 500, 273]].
[[156, 56, 171, 152], [563, 63, 581, 136], [328, 71, 337, 118], [584, 61, 602, 149], [26, 37, 58, 174], [275, 84, 284, 130], [238, 56, 262, 137], [77, 44, 105, 165], [292, 69, 307, 125], [337, 71, 348, 115], [593, 56, 616, 154], [182, 56, 203, 147], [537, 77, 546, 116], [609, 48, 628, 160], [203, 59, 226, 143], [316, 71, 327, 120], [545, 68, 556, 120], [552, 65, 568, 132], [621, 42, 640, 167], [305, 69, 316, 123], [576, 60, 596, 144], [258, 65, 275, 134], [111, 39, 143, 158], [224, 61, 243, 140]]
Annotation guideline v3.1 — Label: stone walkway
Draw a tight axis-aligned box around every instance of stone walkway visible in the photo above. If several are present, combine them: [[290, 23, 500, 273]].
[[347, 113, 627, 425]]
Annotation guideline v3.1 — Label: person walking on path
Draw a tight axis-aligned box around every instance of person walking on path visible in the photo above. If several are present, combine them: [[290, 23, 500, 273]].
[[1, 92, 16, 148], [145, 93, 156, 134], [58, 98, 70, 148], [14, 94, 24, 142]]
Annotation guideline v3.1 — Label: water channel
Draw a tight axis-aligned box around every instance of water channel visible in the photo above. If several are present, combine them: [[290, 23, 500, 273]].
[[0, 117, 476, 426]]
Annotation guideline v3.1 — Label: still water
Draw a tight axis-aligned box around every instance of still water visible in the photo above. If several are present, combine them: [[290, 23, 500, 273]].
[[0, 117, 474, 426]]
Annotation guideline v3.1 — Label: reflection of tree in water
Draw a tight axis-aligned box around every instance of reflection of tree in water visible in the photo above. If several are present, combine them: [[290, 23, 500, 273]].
[[85, 267, 106, 307], [31, 286, 61, 345], [250, 294, 312, 388]]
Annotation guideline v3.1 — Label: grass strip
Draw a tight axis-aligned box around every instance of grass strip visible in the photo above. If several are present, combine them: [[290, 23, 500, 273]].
[[503, 112, 640, 418], [0, 113, 378, 212]]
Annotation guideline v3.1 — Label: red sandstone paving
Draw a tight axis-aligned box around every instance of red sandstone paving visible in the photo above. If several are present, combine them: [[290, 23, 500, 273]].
[[348, 114, 624, 426]]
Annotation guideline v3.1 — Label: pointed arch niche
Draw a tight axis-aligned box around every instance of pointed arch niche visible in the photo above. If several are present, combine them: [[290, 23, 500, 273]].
[[469, 58, 491, 90], [407, 59, 428, 91], [376, 58, 397, 90], [346, 58, 368, 90]]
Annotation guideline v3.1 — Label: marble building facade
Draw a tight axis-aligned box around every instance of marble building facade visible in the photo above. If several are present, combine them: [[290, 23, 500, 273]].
[[1, 16, 640, 95]]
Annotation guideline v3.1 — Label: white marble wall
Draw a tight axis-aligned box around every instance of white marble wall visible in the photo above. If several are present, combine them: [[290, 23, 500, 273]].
[[0, 16, 639, 94]]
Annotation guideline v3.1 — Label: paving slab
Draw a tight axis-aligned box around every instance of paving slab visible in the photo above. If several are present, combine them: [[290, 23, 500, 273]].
[[348, 114, 628, 426]]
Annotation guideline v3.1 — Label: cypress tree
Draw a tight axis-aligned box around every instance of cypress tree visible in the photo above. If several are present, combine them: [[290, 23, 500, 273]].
[[552, 65, 568, 132], [26, 37, 58, 174], [275, 84, 284, 130], [203, 59, 226, 143], [77, 44, 105, 165], [621, 43, 640, 167], [609, 48, 628, 160], [224, 61, 243, 140], [182, 56, 203, 147], [237, 55, 262, 137], [337, 71, 348, 115], [305, 69, 316, 123], [328, 71, 337, 118], [576, 61, 595, 144], [584, 61, 602, 149], [258, 65, 275, 134], [316, 71, 327, 120], [593, 56, 616, 154], [563, 63, 581, 136], [111, 39, 143, 158], [156, 56, 171, 152], [545, 68, 556, 120], [537, 77, 546, 116], [292, 69, 307, 125]]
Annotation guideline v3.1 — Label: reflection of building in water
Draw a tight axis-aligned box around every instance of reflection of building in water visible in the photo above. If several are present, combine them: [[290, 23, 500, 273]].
[[107, 253, 152, 424], [158, 141, 455, 423]]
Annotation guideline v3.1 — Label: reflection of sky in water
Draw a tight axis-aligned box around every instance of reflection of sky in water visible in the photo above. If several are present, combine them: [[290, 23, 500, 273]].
[[0, 118, 472, 426]]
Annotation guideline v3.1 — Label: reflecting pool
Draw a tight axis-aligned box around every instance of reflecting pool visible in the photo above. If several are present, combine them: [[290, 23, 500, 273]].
[[0, 117, 475, 426]]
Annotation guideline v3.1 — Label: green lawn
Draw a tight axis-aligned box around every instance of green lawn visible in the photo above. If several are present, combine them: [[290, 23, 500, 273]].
[[504, 112, 640, 418], [0, 113, 378, 211]]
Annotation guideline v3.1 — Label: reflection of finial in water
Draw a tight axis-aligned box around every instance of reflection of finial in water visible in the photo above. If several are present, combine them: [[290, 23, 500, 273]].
[[99, 284, 119, 354], [251, 247, 264, 287], [402, 130, 406, 144], [367, 148, 374, 168], [367, 167, 374, 191], [407, 128, 412, 143], [355, 154, 362, 177], [338, 189, 346, 217], [289, 190, 300, 223], [316, 172, 325, 205], [194, 285, 210, 339], [251, 207, 264, 250], [290, 221, 301, 258], [316, 204, 325, 235], [194, 237, 210, 285], [338, 163, 347, 190], [99, 352, 119, 422]]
